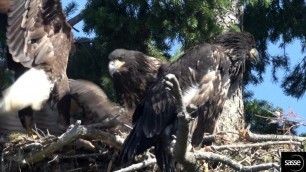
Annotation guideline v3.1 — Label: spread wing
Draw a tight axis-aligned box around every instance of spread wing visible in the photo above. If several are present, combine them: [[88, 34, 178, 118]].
[[7, 0, 72, 68]]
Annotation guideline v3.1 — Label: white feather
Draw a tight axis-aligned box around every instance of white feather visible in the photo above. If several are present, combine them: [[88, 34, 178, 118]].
[[0, 68, 53, 112], [183, 84, 199, 105]]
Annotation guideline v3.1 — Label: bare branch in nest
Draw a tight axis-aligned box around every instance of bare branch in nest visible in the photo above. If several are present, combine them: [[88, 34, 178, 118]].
[[80, 127, 124, 150], [22, 120, 85, 166], [191, 152, 280, 172], [3, 120, 126, 170], [60, 152, 107, 159], [210, 140, 302, 151], [113, 158, 157, 172], [240, 129, 306, 142]]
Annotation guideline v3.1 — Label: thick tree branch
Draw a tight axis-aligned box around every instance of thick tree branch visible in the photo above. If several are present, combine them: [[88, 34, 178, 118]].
[[164, 74, 198, 171], [210, 140, 302, 151], [68, 12, 84, 27], [191, 152, 280, 172], [241, 129, 306, 142]]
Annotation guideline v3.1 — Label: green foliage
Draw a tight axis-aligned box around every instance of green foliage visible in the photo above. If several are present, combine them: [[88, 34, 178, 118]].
[[244, 0, 306, 97], [244, 99, 281, 134], [64, 1, 79, 18], [82, 0, 233, 56], [67, 37, 117, 101]]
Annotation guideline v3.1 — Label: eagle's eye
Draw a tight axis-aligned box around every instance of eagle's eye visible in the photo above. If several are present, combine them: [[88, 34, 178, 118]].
[[117, 56, 124, 61]]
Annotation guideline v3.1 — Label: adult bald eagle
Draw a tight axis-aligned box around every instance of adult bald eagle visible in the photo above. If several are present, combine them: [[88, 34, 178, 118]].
[[108, 49, 165, 116], [119, 32, 259, 171], [0, 0, 73, 135]]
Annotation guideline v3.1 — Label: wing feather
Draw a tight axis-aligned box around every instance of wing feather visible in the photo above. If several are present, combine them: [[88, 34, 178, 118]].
[[7, 0, 72, 68], [68, 79, 128, 125]]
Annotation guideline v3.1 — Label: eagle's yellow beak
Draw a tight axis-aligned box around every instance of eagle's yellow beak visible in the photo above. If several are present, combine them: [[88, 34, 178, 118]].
[[108, 60, 125, 77], [249, 48, 260, 63]]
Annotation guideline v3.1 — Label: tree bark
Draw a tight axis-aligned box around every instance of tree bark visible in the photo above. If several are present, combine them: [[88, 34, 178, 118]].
[[216, 0, 245, 143]]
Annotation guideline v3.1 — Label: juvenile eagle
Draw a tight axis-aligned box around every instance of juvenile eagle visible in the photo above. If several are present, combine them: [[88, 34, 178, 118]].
[[0, 0, 73, 124], [119, 32, 259, 171], [108, 49, 165, 116]]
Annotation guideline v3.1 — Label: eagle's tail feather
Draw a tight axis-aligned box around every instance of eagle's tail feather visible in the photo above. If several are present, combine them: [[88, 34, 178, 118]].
[[119, 124, 155, 165], [0, 68, 53, 112], [155, 140, 176, 172]]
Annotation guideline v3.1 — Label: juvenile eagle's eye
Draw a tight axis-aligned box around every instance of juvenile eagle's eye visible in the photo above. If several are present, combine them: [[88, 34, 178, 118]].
[[117, 56, 124, 61]]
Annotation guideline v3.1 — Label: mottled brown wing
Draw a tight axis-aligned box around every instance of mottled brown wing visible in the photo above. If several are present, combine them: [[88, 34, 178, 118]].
[[69, 79, 130, 126], [6, 0, 72, 68]]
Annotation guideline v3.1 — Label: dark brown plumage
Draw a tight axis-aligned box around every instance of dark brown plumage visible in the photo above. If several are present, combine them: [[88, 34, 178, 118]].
[[108, 49, 165, 116], [119, 32, 259, 171]]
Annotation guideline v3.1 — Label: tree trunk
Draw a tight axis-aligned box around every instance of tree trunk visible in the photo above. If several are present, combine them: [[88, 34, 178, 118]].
[[216, 0, 245, 143]]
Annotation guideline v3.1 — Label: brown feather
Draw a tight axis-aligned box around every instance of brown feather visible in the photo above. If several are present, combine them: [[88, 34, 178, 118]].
[[68, 79, 130, 129], [0, 0, 10, 13]]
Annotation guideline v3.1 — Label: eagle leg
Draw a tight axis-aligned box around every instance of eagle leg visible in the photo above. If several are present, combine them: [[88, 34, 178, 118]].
[[18, 106, 35, 137], [56, 94, 71, 128]]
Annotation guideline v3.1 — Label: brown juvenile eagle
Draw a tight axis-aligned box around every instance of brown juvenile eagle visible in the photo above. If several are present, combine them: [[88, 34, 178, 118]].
[[119, 32, 259, 171], [108, 49, 166, 116], [0, 0, 73, 132]]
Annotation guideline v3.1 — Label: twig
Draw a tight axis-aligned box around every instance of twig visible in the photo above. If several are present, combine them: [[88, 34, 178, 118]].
[[60, 153, 107, 159], [113, 158, 157, 172], [192, 152, 280, 172], [107, 152, 117, 172]]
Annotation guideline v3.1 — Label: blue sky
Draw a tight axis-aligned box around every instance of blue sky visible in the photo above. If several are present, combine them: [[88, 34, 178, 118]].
[[247, 41, 306, 134], [64, 0, 306, 134]]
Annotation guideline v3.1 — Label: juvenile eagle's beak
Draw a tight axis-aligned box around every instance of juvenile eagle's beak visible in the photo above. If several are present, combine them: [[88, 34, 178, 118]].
[[108, 60, 125, 77], [249, 48, 260, 64]]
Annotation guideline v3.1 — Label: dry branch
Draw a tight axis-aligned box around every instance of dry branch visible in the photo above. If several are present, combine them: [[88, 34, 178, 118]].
[[210, 140, 302, 151], [2, 120, 126, 171], [192, 152, 280, 172], [68, 12, 84, 27], [164, 74, 198, 171], [80, 127, 124, 150], [113, 158, 157, 172], [23, 120, 85, 166], [242, 129, 306, 142]]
